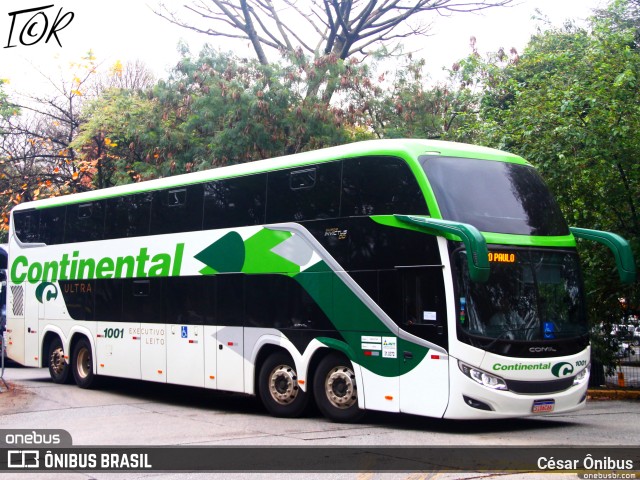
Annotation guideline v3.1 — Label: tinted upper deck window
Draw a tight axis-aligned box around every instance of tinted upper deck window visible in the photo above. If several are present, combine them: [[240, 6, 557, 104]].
[[104, 193, 152, 239], [150, 184, 204, 235], [267, 163, 341, 222], [203, 174, 266, 230], [422, 156, 569, 236], [341, 156, 428, 217]]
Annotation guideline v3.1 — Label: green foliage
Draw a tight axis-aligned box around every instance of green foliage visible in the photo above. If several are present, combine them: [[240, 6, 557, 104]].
[[445, 0, 640, 368], [75, 47, 377, 182], [0, 79, 15, 120]]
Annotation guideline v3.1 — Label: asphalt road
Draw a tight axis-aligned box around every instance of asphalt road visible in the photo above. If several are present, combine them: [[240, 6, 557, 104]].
[[1, 361, 639, 480]]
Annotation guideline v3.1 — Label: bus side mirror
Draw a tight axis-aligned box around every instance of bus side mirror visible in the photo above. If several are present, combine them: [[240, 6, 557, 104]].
[[570, 227, 637, 284], [395, 215, 490, 283]]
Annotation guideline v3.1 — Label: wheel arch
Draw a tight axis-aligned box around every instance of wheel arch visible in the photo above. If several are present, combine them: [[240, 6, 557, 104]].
[[68, 327, 97, 375], [253, 343, 290, 396]]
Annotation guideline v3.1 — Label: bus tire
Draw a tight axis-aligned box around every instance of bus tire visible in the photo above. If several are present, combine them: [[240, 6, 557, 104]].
[[258, 351, 309, 418], [72, 337, 97, 389], [47, 337, 71, 384], [313, 352, 364, 423]]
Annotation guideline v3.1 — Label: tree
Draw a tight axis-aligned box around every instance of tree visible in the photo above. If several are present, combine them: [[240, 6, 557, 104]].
[[0, 53, 151, 239], [155, 0, 513, 102], [74, 47, 376, 182], [445, 0, 640, 370]]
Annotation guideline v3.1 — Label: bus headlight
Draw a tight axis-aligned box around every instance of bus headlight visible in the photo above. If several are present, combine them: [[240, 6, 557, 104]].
[[458, 361, 508, 391], [573, 365, 590, 386]]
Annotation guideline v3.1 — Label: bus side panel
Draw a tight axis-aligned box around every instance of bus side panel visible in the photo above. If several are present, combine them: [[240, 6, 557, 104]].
[[399, 355, 449, 416], [166, 323, 204, 387], [203, 325, 217, 389], [216, 326, 244, 392], [359, 367, 399, 412], [140, 323, 167, 383], [96, 321, 141, 380], [6, 282, 26, 365], [24, 282, 40, 367]]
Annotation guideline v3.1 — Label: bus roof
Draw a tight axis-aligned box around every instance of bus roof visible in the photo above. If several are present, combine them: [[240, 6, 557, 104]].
[[11, 139, 527, 211]]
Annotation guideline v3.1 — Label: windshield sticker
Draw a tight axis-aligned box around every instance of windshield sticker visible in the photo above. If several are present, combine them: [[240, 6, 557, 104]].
[[423, 311, 437, 322]]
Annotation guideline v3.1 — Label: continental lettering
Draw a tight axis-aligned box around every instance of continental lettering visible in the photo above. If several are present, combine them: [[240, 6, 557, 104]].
[[10, 243, 184, 284], [492, 362, 552, 371]]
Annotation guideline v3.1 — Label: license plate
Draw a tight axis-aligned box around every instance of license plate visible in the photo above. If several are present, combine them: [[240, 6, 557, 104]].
[[532, 399, 555, 413]]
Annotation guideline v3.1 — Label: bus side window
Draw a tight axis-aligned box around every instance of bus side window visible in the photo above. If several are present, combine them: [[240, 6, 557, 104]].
[[65, 202, 105, 243], [13, 210, 40, 244], [122, 278, 162, 323], [341, 156, 428, 217], [105, 193, 152, 239], [150, 184, 204, 235], [39, 207, 66, 245], [216, 274, 244, 327], [266, 162, 341, 223], [244, 274, 333, 330], [203, 174, 267, 230], [95, 279, 123, 322], [162, 276, 213, 325]]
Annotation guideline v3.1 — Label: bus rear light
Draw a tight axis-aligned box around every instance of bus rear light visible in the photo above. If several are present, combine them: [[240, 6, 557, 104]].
[[385, 395, 394, 401], [458, 361, 507, 391]]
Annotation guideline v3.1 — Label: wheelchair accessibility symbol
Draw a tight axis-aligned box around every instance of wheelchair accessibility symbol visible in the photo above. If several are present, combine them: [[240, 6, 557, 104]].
[[181, 326, 188, 338]]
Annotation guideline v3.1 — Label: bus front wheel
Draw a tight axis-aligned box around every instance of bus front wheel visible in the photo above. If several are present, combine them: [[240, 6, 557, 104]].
[[72, 338, 97, 389], [313, 352, 364, 423], [258, 351, 309, 418], [47, 337, 71, 384]]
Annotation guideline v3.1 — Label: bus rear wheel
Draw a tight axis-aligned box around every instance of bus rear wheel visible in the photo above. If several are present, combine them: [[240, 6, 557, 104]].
[[313, 352, 363, 423], [72, 338, 97, 389], [47, 337, 71, 384], [258, 351, 308, 418]]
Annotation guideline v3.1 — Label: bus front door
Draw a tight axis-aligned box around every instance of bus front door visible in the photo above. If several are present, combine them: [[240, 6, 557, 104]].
[[398, 268, 450, 417]]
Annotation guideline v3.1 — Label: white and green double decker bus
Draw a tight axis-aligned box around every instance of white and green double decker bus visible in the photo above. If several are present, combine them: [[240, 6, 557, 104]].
[[5, 139, 636, 421]]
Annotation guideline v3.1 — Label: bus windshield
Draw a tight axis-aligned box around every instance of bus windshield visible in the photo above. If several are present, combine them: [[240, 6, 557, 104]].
[[454, 249, 588, 343], [422, 156, 569, 236]]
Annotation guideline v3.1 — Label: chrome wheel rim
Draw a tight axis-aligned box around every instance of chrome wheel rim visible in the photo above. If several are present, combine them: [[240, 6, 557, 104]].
[[268, 364, 299, 405], [325, 366, 357, 409]]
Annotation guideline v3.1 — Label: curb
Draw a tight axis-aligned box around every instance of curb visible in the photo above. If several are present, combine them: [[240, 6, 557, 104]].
[[587, 389, 640, 400]]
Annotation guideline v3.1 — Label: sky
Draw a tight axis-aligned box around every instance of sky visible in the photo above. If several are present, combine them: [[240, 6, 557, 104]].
[[0, 0, 605, 97]]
